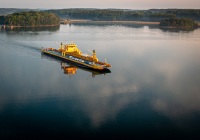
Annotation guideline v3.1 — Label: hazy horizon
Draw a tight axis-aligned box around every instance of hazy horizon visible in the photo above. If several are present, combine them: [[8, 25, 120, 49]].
[[0, 0, 200, 9]]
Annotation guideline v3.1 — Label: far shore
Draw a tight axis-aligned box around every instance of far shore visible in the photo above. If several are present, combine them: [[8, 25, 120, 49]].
[[61, 19, 160, 25], [2, 20, 200, 29], [61, 19, 200, 27]]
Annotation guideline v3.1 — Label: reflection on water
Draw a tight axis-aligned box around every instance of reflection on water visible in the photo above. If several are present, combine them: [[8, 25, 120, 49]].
[[1, 25, 60, 32], [61, 63, 111, 78], [72, 22, 159, 29], [61, 63, 78, 76], [72, 22, 200, 32], [159, 26, 197, 32], [41, 53, 111, 78], [0, 24, 200, 139]]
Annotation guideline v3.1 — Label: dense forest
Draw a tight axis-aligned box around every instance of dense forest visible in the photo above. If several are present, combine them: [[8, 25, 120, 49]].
[[46, 9, 200, 22], [160, 17, 198, 28], [46, 9, 175, 21], [0, 11, 60, 27], [156, 9, 200, 21]]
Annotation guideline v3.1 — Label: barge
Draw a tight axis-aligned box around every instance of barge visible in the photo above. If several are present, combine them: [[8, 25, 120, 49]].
[[41, 42, 111, 70]]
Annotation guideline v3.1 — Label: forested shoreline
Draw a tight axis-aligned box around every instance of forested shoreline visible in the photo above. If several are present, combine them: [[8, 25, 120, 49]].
[[0, 8, 200, 29], [0, 11, 60, 28]]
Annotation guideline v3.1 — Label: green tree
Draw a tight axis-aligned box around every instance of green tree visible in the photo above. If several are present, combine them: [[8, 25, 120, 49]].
[[4, 11, 60, 27]]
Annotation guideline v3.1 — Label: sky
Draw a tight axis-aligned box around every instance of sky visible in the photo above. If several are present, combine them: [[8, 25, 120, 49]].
[[0, 0, 200, 9]]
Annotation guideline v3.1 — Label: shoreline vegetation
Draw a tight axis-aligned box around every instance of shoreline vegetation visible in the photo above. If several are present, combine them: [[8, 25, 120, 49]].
[[0, 11, 60, 29], [47, 9, 200, 21], [1, 8, 200, 29]]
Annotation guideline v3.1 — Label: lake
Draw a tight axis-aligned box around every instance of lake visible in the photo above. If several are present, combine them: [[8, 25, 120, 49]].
[[0, 23, 200, 139]]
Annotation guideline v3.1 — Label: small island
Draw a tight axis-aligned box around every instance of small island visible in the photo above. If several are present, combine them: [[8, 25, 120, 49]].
[[159, 17, 198, 28], [1, 11, 60, 28]]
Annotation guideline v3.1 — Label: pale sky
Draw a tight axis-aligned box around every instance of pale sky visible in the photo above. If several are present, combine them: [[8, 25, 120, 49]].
[[0, 0, 200, 9]]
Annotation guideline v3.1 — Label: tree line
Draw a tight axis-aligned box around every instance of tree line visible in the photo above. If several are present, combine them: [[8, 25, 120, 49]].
[[46, 9, 200, 22], [0, 11, 60, 27], [1, 9, 199, 28], [46, 9, 176, 21]]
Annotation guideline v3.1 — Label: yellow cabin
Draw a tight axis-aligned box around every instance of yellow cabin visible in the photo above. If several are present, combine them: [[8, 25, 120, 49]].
[[58, 42, 98, 62]]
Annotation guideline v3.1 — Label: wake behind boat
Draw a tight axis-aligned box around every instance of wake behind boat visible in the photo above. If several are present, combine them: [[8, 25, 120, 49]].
[[41, 42, 111, 70]]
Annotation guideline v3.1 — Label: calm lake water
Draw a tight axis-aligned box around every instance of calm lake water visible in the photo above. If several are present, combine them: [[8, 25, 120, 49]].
[[0, 24, 200, 139]]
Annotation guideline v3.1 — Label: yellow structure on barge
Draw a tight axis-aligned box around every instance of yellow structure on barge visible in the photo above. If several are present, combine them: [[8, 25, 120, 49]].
[[41, 42, 111, 70]]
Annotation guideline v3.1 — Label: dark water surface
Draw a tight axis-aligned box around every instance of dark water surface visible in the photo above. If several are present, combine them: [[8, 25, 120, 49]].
[[0, 24, 200, 139]]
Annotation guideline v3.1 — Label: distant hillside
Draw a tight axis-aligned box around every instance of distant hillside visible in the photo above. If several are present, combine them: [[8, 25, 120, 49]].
[[46, 9, 200, 22], [46, 9, 175, 22], [1, 8, 200, 28], [1, 8, 200, 22], [1, 11, 60, 27], [150, 9, 200, 21]]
